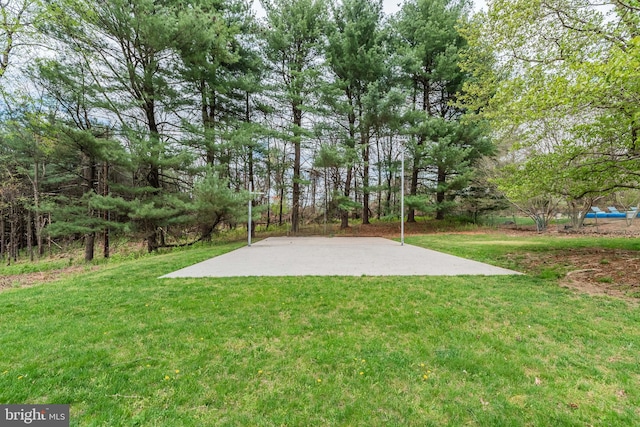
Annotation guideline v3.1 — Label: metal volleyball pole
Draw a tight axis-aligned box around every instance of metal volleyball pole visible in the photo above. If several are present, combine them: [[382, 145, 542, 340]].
[[248, 199, 252, 247], [401, 147, 404, 246]]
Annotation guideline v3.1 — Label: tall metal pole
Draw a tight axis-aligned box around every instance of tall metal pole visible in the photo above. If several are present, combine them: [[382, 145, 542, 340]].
[[248, 199, 252, 247], [401, 147, 404, 246], [324, 169, 328, 236]]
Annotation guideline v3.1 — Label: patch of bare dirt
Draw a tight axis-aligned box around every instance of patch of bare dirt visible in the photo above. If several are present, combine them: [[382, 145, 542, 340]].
[[514, 217, 640, 237], [493, 221, 640, 301], [0, 266, 96, 292], [509, 248, 640, 301], [341, 220, 640, 301], [329, 221, 476, 237]]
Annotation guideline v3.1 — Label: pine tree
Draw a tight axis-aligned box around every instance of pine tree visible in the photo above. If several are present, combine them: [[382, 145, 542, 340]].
[[42, 0, 204, 252], [262, 0, 328, 233], [325, 0, 386, 227], [395, 0, 490, 220]]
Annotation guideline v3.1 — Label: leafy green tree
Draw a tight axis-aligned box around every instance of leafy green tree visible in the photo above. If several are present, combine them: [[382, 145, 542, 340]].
[[313, 142, 346, 225], [2, 93, 94, 260], [463, 0, 640, 209], [42, 128, 113, 262], [175, 0, 267, 236], [363, 84, 406, 219], [493, 162, 561, 232], [0, 107, 50, 262], [0, 156, 23, 262], [458, 157, 510, 224]]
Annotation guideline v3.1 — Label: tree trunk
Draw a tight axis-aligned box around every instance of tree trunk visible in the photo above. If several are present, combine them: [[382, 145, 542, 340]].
[[408, 76, 432, 223], [31, 161, 44, 257], [0, 209, 5, 261], [385, 135, 394, 216], [266, 137, 272, 230], [341, 106, 357, 229], [144, 94, 162, 252], [279, 184, 284, 226], [408, 80, 419, 223], [82, 152, 97, 262], [386, 176, 392, 215], [376, 136, 382, 219], [202, 79, 218, 166], [103, 162, 110, 258], [353, 174, 359, 221], [362, 135, 370, 225], [147, 230, 158, 253], [291, 106, 302, 233], [341, 166, 353, 229], [9, 203, 16, 264], [407, 166, 419, 222], [247, 92, 256, 238], [85, 232, 95, 262], [311, 173, 317, 216], [27, 210, 33, 262], [36, 213, 44, 257], [435, 167, 446, 220], [159, 228, 166, 246], [324, 167, 328, 233], [103, 227, 110, 258], [47, 213, 52, 257]]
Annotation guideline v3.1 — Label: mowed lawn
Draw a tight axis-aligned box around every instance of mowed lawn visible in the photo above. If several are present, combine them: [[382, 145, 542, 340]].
[[1, 235, 639, 426]]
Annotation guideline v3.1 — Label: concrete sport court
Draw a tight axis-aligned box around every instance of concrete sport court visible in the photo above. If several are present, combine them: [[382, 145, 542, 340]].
[[161, 237, 521, 278]]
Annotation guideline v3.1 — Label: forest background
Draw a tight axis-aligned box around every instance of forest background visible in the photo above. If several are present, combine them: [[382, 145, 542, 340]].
[[1, 0, 638, 262]]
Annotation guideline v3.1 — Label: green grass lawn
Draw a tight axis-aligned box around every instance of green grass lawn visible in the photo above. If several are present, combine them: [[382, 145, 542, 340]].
[[405, 233, 640, 269], [1, 236, 639, 426]]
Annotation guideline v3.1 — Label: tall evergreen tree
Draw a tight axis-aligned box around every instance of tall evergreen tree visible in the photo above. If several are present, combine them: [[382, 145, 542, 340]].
[[262, 0, 328, 233], [173, 0, 241, 170], [43, 0, 204, 251], [0, 105, 50, 262], [32, 59, 120, 261], [0, 0, 41, 82], [395, 0, 490, 221], [174, 0, 267, 238], [326, 0, 385, 227]]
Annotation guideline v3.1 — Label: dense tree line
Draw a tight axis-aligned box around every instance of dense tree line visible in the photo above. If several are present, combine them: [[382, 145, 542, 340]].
[[5, 0, 639, 262], [0, 0, 496, 262]]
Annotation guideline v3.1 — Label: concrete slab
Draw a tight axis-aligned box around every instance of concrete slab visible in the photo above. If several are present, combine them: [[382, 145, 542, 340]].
[[161, 236, 521, 278]]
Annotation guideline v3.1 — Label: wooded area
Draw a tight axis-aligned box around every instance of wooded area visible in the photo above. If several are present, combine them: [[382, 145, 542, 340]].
[[1, 0, 639, 262]]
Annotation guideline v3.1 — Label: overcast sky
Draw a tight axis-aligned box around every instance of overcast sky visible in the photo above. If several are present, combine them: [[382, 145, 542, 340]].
[[381, 0, 487, 15], [254, 0, 487, 19]]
